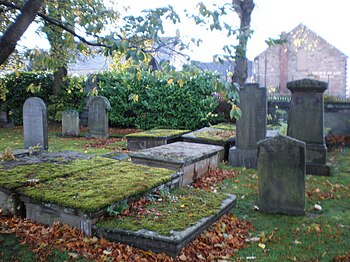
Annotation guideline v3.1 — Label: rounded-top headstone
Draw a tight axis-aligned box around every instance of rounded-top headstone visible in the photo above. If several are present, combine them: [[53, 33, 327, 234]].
[[287, 78, 328, 93], [23, 97, 48, 149]]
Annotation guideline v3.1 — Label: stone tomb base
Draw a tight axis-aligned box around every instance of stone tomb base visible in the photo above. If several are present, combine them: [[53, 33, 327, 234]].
[[181, 127, 235, 160], [95, 194, 236, 257], [126, 129, 190, 151], [20, 196, 100, 236], [129, 142, 225, 187], [229, 147, 258, 169]]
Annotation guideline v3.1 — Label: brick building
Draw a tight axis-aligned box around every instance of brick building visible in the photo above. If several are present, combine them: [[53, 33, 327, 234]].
[[254, 24, 347, 98]]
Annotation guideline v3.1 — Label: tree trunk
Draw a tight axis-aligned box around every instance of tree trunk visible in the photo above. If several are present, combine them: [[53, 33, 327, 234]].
[[232, 0, 255, 86], [0, 0, 45, 65]]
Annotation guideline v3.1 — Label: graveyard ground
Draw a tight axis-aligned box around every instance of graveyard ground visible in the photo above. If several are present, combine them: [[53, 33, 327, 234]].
[[0, 125, 349, 261]]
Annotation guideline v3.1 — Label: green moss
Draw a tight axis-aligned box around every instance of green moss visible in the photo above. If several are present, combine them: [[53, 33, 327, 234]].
[[211, 123, 236, 131], [97, 187, 228, 235], [19, 161, 174, 213], [125, 129, 190, 138], [195, 128, 236, 142], [0, 157, 117, 190]]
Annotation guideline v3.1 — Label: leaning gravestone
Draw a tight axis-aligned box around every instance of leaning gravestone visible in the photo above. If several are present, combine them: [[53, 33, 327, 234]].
[[229, 83, 267, 168], [287, 78, 330, 176], [62, 110, 80, 137], [23, 97, 48, 149], [257, 135, 306, 215], [86, 96, 111, 138]]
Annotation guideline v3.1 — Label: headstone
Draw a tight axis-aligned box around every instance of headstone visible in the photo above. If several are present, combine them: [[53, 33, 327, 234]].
[[62, 110, 80, 137], [80, 74, 99, 126], [229, 83, 267, 168], [257, 135, 306, 215], [86, 96, 111, 138], [287, 78, 330, 176], [23, 97, 48, 149]]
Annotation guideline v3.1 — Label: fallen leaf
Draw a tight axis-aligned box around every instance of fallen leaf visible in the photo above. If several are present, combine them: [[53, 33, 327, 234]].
[[179, 253, 187, 261], [245, 237, 260, 243], [258, 243, 266, 249]]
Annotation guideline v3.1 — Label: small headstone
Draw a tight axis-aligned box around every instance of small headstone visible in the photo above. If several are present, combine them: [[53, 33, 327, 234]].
[[229, 83, 267, 168], [23, 97, 48, 149], [86, 96, 111, 138], [257, 135, 306, 215], [287, 78, 330, 176], [62, 110, 80, 137], [80, 74, 99, 127]]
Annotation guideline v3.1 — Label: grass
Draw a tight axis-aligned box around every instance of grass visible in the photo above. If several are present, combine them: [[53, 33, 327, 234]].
[[214, 148, 350, 261], [1, 125, 349, 260], [0, 125, 129, 155]]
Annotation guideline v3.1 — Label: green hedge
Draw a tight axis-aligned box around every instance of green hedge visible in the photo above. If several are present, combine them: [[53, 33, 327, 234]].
[[98, 70, 222, 130], [0, 70, 223, 130], [0, 72, 85, 125]]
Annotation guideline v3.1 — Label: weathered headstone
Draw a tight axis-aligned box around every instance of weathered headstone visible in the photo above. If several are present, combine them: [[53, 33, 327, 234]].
[[80, 74, 99, 126], [62, 110, 80, 137], [287, 78, 330, 176], [86, 96, 111, 138], [23, 97, 48, 149], [229, 83, 267, 168], [257, 135, 306, 215]]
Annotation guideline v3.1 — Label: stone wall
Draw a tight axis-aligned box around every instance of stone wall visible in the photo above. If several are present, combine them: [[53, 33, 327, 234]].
[[255, 24, 347, 98]]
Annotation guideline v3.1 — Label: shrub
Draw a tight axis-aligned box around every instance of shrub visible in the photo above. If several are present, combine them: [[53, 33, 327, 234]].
[[0, 72, 85, 125], [98, 69, 222, 130]]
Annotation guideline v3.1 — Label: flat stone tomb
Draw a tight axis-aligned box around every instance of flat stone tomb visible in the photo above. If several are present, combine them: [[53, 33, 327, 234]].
[[129, 142, 225, 187], [95, 194, 236, 257], [126, 129, 190, 151], [0, 152, 177, 236], [181, 124, 236, 160]]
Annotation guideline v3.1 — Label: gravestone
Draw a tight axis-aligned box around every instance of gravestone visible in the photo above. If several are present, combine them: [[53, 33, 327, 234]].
[[229, 83, 267, 168], [287, 78, 330, 176], [23, 97, 48, 149], [80, 74, 99, 126], [86, 96, 111, 138], [62, 110, 80, 137], [257, 135, 306, 215]]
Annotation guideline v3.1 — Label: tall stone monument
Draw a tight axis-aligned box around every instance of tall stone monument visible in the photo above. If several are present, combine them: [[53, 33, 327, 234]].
[[257, 135, 306, 215], [62, 110, 80, 137], [86, 96, 111, 138], [23, 97, 48, 149], [287, 78, 330, 176], [229, 83, 267, 168]]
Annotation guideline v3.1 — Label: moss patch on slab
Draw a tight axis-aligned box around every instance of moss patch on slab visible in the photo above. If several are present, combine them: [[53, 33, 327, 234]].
[[194, 128, 236, 142], [126, 129, 190, 138], [211, 123, 236, 131], [97, 187, 228, 235], [0, 157, 117, 190], [20, 162, 174, 213]]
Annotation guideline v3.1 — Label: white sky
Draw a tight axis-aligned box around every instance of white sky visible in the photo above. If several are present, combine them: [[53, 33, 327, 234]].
[[20, 0, 350, 61]]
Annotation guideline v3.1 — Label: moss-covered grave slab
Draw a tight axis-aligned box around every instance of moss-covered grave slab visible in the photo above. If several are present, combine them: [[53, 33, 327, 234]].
[[181, 124, 236, 160], [0, 151, 178, 235], [125, 129, 190, 151], [95, 188, 237, 257], [129, 142, 224, 187]]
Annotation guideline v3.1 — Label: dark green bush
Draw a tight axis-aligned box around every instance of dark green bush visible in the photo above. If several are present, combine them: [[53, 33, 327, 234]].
[[98, 69, 222, 130], [0, 72, 85, 125]]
